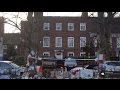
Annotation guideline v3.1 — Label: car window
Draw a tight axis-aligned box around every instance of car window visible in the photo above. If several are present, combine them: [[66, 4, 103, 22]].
[[106, 62, 120, 66], [9, 63, 20, 68], [86, 65, 98, 69], [0, 62, 12, 69]]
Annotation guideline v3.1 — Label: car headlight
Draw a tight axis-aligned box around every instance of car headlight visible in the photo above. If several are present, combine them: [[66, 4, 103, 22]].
[[101, 72, 104, 75]]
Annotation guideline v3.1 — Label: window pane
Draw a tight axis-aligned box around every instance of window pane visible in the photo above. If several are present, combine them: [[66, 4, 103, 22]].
[[43, 52, 50, 56], [55, 37, 62, 47], [68, 52, 74, 57], [68, 37, 74, 47], [80, 37, 86, 47], [43, 37, 50, 47], [56, 23, 62, 30], [43, 23, 50, 30], [80, 23, 86, 31], [68, 23, 74, 31]]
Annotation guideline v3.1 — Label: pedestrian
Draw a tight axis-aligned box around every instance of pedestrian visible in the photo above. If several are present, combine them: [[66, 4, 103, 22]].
[[38, 65, 43, 79]]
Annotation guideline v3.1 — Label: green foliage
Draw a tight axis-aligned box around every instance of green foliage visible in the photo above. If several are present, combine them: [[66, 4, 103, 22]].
[[13, 56, 26, 66], [42, 69, 51, 78], [7, 44, 17, 60]]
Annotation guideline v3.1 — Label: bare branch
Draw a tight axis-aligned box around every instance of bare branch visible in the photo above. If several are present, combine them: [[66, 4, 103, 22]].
[[4, 18, 21, 31]]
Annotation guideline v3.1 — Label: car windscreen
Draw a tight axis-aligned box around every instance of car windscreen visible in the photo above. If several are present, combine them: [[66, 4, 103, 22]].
[[86, 65, 98, 69], [106, 62, 120, 66], [9, 63, 20, 68]]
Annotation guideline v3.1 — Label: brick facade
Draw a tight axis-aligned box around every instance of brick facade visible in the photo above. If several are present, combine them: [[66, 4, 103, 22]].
[[21, 16, 120, 59]]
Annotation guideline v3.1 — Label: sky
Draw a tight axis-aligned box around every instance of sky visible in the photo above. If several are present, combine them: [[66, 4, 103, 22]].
[[0, 12, 83, 33], [0, 12, 27, 33], [0, 12, 119, 33]]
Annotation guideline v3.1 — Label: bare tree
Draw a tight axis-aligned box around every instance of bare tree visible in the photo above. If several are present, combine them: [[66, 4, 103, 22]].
[[81, 12, 117, 59], [0, 12, 27, 32], [97, 12, 117, 59]]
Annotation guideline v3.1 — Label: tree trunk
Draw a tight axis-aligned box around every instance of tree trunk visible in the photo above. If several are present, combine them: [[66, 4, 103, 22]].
[[97, 12, 114, 60]]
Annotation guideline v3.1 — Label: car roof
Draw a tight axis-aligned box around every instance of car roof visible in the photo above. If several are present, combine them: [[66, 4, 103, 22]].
[[0, 61, 12, 63], [104, 61, 120, 62]]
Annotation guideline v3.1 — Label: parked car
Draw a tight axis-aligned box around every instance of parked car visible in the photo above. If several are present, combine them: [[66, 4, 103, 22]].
[[85, 64, 99, 70], [0, 61, 25, 77], [103, 61, 120, 72]]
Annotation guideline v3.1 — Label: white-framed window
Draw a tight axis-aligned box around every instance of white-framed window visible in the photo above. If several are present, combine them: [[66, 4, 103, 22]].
[[43, 23, 50, 30], [56, 23, 62, 30], [68, 23, 74, 31], [67, 52, 74, 57], [80, 23, 86, 31], [80, 37, 86, 47], [43, 52, 50, 57], [3, 45, 7, 49], [68, 37, 74, 47], [55, 37, 62, 47], [93, 38, 97, 47], [117, 37, 120, 48], [80, 52, 86, 56], [43, 37, 50, 47]]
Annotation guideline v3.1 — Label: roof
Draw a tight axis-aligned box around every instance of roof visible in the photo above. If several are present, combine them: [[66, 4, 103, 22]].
[[0, 61, 12, 63]]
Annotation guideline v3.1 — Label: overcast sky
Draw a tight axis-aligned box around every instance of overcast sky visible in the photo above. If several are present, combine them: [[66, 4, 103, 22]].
[[0, 12, 83, 33], [0, 12, 119, 33]]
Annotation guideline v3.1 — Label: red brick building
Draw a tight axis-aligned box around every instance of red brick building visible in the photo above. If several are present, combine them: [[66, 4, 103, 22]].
[[21, 14, 120, 59]]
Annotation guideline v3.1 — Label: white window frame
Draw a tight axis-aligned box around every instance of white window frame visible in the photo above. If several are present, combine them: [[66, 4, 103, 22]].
[[55, 37, 62, 47], [43, 23, 50, 30], [56, 23, 62, 30], [67, 52, 74, 57], [43, 52, 50, 56], [117, 37, 120, 48], [80, 37, 86, 47], [80, 23, 86, 31], [80, 52, 86, 56], [68, 23, 74, 31], [43, 37, 50, 47], [68, 37, 74, 47]]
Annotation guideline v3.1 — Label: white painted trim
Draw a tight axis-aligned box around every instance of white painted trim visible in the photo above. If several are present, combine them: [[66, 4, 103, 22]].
[[43, 37, 50, 47], [80, 23, 86, 31], [68, 37, 74, 47], [68, 23, 74, 31], [67, 52, 74, 57], [56, 23, 62, 30], [55, 37, 62, 47], [43, 23, 50, 30]]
